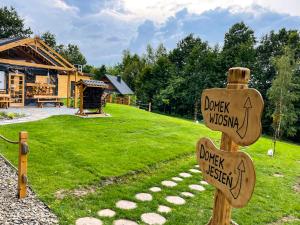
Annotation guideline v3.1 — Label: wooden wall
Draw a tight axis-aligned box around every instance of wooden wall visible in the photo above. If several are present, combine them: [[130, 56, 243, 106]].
[[35, 75, 48, 83], [58, 74, 90, 98]]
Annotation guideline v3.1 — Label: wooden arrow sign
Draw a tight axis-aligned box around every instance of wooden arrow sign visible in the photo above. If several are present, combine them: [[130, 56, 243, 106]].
[[196, 137, 256, 208], [201, 88, 264, 146]]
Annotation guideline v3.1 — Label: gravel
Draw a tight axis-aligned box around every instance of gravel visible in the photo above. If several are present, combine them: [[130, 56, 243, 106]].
[[0, 157, 58, 225]]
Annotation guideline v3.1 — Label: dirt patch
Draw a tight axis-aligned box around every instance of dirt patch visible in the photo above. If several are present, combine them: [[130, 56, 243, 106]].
[[273, 172, 284, 178], [269, 215, 300, 225], [55, 186, 97, 200], [293, 177, 300, 193]]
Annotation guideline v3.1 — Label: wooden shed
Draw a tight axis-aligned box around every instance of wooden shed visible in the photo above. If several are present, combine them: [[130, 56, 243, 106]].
[[76, 79, 108, 116], [0, 36, 90, 108]]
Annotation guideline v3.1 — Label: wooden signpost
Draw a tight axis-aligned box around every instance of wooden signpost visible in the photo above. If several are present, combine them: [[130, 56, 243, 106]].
[[201, 88, 263, 146], [196, 137, 255, 208], [197, 67, 264, 225]]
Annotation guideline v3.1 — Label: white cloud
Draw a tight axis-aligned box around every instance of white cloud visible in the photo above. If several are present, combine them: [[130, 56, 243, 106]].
[[0, 0, 299, 65], [53, 0, 78, 12], [119, 0, 300, 23]]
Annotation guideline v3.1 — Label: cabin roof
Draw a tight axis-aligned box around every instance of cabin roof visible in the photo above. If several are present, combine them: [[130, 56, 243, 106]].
[[104, 74, 134, 95], [0, 37, 24, 46], [0, 37, 76, 72]]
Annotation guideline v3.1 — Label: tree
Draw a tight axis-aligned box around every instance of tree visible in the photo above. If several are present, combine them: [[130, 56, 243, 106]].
[[253, 29, 300, 135], [120, 50, 145, 91], [93, 65, 107, 80], [41, 31, 56, 49], [59, 44, 87, 65], [221, 22, 256, 70], [0, 6, 32, 38], [83, 64, 94, 73], [267, 47, 299, 154]]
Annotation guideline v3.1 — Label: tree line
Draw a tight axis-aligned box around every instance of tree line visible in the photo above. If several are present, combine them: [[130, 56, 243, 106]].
[[103, 23, 300, 143], [1, 6, 299, 143]]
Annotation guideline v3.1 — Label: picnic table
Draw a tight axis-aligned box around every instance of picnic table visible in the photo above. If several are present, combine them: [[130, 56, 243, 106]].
[[33, 95, 62, 108]]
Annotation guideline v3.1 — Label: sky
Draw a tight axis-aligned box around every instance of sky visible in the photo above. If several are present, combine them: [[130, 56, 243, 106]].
[[1, 0, 300, 65]]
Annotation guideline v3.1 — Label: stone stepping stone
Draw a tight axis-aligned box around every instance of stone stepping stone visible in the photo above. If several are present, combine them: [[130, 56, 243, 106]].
[[194, 165, 199, 168], [172, 177, 183, 182], [97, 209, 116, 218], [189, 169, 201, 173], [165, 196, 186, 205], [189, 184, 205, 192], [161, 180, 177, 187], [149, 187, 161, 192], [76, 217, 103, 225], [200, 181, 209, 185], [179, 172, 192, 178], [180, 192, 195, 198], [135, 193, 153, 201], [157, 205, 171, 214], [116, 200, 137, 210], [113, 219, 138, 225], [141, 212, 166, 225]]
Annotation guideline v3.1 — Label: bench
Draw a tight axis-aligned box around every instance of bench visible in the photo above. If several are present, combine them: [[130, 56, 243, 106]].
[[0, 94, 11, 109], [33, 95, 62, 108]]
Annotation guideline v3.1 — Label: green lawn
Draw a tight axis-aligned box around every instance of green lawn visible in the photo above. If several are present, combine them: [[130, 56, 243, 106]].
[[0, 103, 299, 225]]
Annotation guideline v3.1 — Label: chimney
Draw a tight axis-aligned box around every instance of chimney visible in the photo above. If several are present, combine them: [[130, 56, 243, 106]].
[[117, 75, 121, 82]]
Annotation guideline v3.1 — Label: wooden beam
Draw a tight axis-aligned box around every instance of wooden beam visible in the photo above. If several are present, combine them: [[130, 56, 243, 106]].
[[15, 47, 42, 64], [25, 45, 57, 66], [0, 38, 34, 52], [35, 43, 68, 68], [0, 58, 74, 71], [66, 72, 71, 107], [37, 38, 75, 69]]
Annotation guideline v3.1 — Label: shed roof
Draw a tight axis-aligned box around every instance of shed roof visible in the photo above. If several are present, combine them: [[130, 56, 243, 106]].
[[76, 79, 108, 88], [104, 74, 134, 95]]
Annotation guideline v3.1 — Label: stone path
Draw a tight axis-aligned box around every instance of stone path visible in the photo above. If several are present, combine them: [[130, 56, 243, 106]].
[[0, 157, 58, 224], [0, 107, 77, 125], [76, 166, 210, 225], [135, 193, 153, 201], [116, 200, 137, 210]]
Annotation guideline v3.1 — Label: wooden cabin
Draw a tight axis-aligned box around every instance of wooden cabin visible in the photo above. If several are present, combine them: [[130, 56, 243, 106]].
[[101, 74, 134, 105], [0, 37, 90, 107]]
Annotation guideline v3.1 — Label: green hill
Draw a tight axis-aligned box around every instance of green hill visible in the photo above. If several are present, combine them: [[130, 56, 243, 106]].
[[0, 103, 299, 224]]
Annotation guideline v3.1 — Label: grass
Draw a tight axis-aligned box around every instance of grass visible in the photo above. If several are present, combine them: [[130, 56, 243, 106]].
[[0, 103, 299, 224]]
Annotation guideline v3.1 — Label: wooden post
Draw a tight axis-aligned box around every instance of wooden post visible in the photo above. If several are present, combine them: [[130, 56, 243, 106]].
[[208, 67, 250, 225], [109, 94, 113, 103], [66, 72, 71, 107], [74, 70, 78, 108], [18, 131, 28, 199], [128, 96, 131, 105], [79, 84, 84, 115], [148, 102, 152, 112], [74, 71, 78, 108]]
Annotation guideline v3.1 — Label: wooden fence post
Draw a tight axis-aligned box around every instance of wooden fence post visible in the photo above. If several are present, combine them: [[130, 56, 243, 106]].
[[74, 71, 78, 108], [208, 67, 250, 225], [18, 131, 28, 199], [148, 102, 152, 112]]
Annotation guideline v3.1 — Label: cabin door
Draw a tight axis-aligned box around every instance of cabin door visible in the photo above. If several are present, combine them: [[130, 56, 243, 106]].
[[9, 73, 24, 107]]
